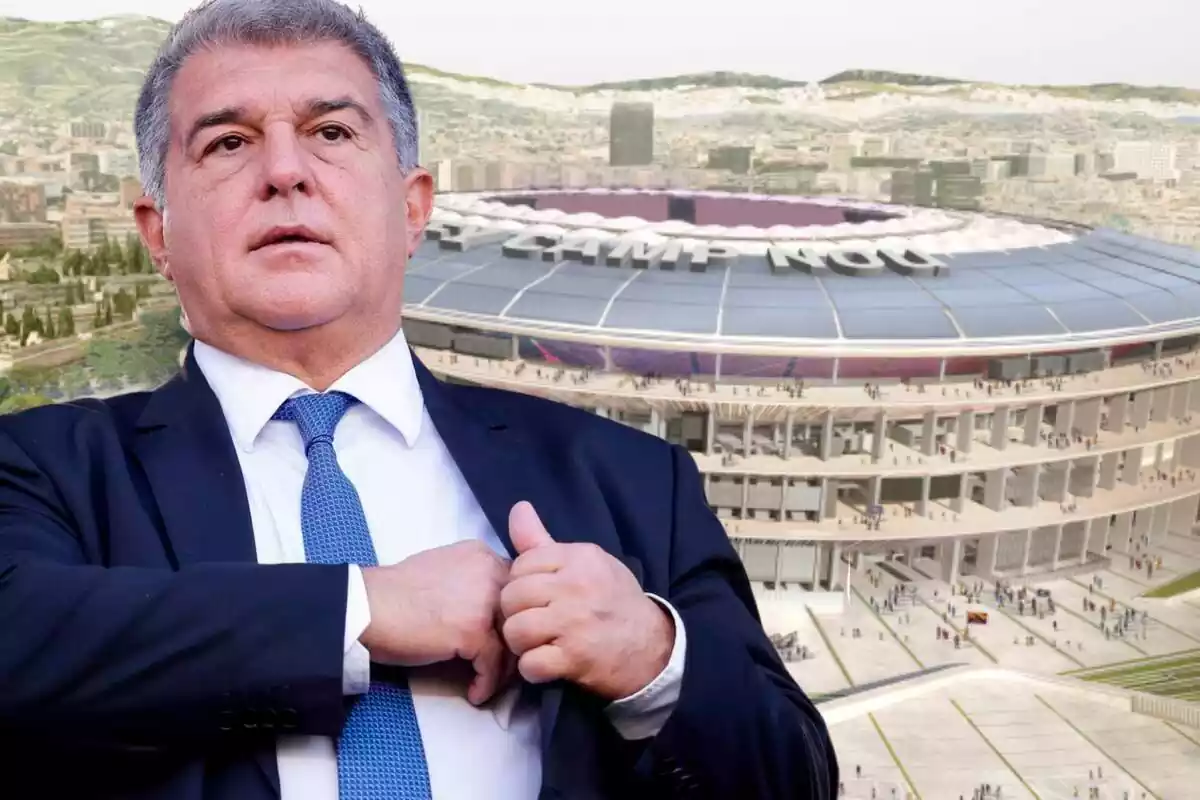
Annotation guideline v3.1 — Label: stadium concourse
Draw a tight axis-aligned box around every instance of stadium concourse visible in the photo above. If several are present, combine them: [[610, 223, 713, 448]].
[[403, 188, 1200, 798]]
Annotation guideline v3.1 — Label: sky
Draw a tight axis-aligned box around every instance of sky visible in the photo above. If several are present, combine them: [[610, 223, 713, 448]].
[[1, 0, 1196, 88]]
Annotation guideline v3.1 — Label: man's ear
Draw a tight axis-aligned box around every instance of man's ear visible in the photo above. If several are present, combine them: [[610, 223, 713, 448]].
[[133, 195, 172, 281], [402, 167, 434, 258]]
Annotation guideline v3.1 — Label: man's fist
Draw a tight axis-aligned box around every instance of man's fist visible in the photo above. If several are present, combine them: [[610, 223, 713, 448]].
[[360, 541, 512, 706], [500, 501, 674, 701]]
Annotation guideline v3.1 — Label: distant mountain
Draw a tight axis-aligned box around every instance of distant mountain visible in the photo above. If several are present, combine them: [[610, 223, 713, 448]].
[[821, 69, 964, 86], [1, 13, 1199, 125], [547, 72, 810, 93]]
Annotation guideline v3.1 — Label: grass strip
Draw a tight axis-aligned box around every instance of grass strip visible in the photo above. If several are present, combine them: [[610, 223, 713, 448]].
[[805, 605, 855, 687], [867, 712, 922, 800], [1034, 694, 1160, 800], [851, 585, 925, 670], [949, 698, 1041, 800], [1143, 567, 1200, 598], [1062, 647, 1200, 677]]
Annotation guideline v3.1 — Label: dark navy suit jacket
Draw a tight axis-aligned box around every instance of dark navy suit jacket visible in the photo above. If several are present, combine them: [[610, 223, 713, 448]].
[[0, 346, 837, 799]]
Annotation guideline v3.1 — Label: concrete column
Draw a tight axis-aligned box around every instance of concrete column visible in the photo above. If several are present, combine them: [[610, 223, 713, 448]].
[[1089, 515, 1111, 557], [1024, 402, 1043, 446], [1099, 452, 1120, 490], [1079, 522, 1092, 564], [811, 543, 824, 590], [1122, 446, 1144, 485], [829, 544, 844, 590], [867, 475, 882, 507], [1105, 392, 1128, 432], [1132, 507, 1152, 541], [872, 411, 888, 462], [814, 478, 826, 522], [1050, 524, 1064, 570], [1151, 386, 1172, 423], [740, 476, 749, 518], [1021, 528, 1034, 575], [1132, 391, 1153, 428], [991, 406, 1011, 450], [1074, 455, 1100, 498], [957, 409, 975, 454], [1169, 494, 1200, 535], [1055, 401, 1075, 435], [1180, 434, 1200, 468], [1075, 397, 1103, 437], [649, 408, 664, 439], [742, 410, 754, 455], [1154, 442, 1166, 472], [1013, 464, 1040, 507], [774, 543, 784, 586], [940, 538, 963, 585], [783, 411, 795, 459], [1111, 511, 1134, 551], [822, 479, 839, 519], [951, 472, 968, 513], [984, 468, 1007, 511], [922, 411, 938, 456], [778, 478, 790, 519], [705, 410, 716, 456], [977, 533, 999, 576], [819, 412, 834, 461], [1172, 382, 1192, 421], [1150, 504, 1170, 543], [917, 474, 931, 516]]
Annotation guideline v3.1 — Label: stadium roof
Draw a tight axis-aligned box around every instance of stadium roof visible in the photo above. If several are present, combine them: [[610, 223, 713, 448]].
[[403, 191, 1200, 357]]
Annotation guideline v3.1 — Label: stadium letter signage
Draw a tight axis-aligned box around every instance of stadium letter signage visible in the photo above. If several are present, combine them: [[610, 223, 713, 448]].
[[426, 222, 948, 277]]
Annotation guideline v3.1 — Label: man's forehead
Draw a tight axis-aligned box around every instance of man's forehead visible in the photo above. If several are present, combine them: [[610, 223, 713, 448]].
[[169, 41, 381, 128]]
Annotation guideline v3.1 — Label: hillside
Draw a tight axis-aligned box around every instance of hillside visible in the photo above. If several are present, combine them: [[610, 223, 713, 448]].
[[1, 13, 1199, 125]]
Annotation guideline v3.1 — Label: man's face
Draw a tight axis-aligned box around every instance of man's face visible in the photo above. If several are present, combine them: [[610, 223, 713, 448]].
[[136, 41, 431, 340]]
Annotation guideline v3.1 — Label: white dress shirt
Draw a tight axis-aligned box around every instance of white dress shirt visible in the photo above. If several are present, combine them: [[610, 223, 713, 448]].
[[193, 330, 686, 799]]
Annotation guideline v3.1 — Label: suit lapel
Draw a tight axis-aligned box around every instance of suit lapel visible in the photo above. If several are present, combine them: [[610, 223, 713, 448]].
[[411, 353, 571, 760], [131, 345, 280, 797]]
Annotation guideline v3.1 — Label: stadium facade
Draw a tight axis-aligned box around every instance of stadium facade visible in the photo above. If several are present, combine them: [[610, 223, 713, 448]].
[[401, 188, 1200, 592]]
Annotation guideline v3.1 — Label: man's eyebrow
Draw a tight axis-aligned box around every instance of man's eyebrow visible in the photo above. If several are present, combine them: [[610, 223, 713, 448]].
[[304, 97, 374, 126], [183, 97, 374, 151], [185, 106, 247, 151]]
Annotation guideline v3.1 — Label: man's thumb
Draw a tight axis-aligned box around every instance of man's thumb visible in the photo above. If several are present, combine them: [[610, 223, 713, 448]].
[[510, 501, 554, 553]]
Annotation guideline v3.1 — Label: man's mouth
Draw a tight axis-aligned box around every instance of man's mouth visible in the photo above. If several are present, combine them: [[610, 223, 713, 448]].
[[252, 226, 332, 250]]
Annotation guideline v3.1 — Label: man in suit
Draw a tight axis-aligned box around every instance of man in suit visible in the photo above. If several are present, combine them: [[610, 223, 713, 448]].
[[0, 0, 837, 797]]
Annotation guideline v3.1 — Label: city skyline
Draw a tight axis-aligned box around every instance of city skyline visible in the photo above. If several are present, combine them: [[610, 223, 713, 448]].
[[1, 0, 1198, 89]]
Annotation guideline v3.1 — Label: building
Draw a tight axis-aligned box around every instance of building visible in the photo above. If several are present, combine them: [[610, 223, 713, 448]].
[[608, 102, 654, 167], [1027, 153, 1077, 180], [0, 222, 58, 250], [0, 179, 47, 223], [407, 187, 1200, 591], [1113, 141, 1180, 182], [707, 146, 753, 175]]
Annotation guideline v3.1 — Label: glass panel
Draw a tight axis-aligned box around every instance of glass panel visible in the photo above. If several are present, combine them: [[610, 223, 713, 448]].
[[838, 357, 943, 380], [609, 348, 718, 378], [516, 336, 606, 369], [719, 354, 835, 380]]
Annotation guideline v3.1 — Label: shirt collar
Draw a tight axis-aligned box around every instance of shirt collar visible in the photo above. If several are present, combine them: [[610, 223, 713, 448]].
[[193, 328, 424, 452]]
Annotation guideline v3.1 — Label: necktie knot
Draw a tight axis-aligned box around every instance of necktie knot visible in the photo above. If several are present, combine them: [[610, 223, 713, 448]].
[[273, 391, 358, 452]]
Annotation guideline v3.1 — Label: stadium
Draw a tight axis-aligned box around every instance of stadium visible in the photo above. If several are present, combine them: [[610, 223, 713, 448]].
[[399, 187, 1200, 597]]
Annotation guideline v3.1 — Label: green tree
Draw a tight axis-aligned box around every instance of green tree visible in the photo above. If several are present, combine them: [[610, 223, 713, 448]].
[[4, 313, 18, 338], [92, 303, 105, 330], [58, 306, 75, 337], [43, 307, 56, 339], [104, 299, 113, 327], [111, 288, 135, 320]]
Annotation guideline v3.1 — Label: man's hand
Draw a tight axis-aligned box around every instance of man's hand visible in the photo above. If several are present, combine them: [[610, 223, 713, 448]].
[[360, 541, 512, 706], [500, 501, 674, 702]]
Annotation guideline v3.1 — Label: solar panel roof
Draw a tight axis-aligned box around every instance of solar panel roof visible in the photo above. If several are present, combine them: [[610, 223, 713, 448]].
[[402, 227, 1200, 344]]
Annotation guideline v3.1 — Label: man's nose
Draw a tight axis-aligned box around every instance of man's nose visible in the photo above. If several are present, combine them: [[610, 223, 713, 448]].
[[259, 126, 313, 199]]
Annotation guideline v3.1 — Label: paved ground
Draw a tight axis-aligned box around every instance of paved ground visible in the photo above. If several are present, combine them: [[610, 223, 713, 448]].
[[755, 540, 1200, 798]]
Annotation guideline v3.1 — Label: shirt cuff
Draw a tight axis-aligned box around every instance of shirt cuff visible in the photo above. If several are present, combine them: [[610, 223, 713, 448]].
[[343, 564, 372, 695], [604, 593, 687, 740]]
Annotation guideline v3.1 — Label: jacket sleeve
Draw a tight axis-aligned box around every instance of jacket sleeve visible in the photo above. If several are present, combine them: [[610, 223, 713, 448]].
[[0, 428, 349, 749], [637, 443, 839, 799]]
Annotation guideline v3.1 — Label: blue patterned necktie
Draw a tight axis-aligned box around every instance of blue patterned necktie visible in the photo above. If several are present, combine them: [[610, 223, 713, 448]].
[[273, 391, 433, 800]]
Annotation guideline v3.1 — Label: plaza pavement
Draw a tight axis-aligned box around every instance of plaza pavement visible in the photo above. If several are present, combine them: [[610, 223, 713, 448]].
[[754, 542, 1200, 798]]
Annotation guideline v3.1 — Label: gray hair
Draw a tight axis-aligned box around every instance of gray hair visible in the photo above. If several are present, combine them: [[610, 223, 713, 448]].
[[135, 0, 419, 208]]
